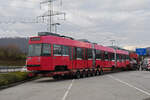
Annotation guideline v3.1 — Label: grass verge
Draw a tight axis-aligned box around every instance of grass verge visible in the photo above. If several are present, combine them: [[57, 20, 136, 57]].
[[0, 72, 32, 87]]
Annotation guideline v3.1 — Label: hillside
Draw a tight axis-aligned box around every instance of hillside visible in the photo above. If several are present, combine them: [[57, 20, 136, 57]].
[[0, 37, 149, 55], [0, 37, 29, 53]]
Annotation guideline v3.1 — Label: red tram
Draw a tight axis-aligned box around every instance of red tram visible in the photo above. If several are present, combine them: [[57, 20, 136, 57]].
[[26, 32, 136, 79]]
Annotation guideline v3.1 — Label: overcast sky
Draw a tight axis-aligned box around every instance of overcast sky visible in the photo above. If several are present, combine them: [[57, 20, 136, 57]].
[[0, 0, 150, 49]]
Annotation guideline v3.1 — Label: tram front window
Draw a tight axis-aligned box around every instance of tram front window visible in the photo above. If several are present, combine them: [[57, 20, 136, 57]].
[[28, 44, 42, 57], [28, 44, 51, 57]]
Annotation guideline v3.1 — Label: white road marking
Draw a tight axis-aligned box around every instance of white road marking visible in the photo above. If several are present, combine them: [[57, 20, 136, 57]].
[[62, 79, 74, 100], [108, 75, 150, 96]]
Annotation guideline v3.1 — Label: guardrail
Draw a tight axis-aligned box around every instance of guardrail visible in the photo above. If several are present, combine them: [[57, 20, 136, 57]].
[[0, 66, 27, 73]]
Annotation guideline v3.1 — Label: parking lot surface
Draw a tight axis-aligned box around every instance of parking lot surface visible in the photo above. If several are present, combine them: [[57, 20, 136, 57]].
[[0, 71, 150, 100]]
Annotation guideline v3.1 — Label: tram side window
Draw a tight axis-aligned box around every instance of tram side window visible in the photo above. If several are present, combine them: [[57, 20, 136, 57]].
[[126, 55, 128, 60], [101, 51, 104, 60], [85, 48, 87, 60], [73, 47, 76, 60], [53, 44, 62, 56], [108, 52, 112, 61], [69, 47, 72, 60], [82, 48, 86, 60], [109, 53, 111, 60], [123, 55, 126, 60], [117, 54, 120, 60], [62, 46, 69, 56], [96, 50, 101, 59], [76, 48, 83, 59], [126, 55, 129, 60], [121, 55, 124, 60], [111, 53, 115, 60], [104, 52, 109, 60], [42, 44, 51, 56], [120, 55, 122, 61], [119, 55, 122, 61], [87, 49, 92, 59]]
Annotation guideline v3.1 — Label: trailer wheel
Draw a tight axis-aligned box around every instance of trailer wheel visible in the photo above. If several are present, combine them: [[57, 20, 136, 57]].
[[87, 70, 91, 77], [95, 70, 99, 76], [82, 71, 86, 78], [100, 68, 103, 75], [53, 75, 58, 80], [111, 66, 115, 72], [53, 75, 62, 80], [75, 71, 81, 79], [91, 70, 95, 76]]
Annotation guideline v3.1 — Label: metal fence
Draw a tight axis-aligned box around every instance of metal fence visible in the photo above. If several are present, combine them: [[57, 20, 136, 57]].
[[0, 66, 26, 73]]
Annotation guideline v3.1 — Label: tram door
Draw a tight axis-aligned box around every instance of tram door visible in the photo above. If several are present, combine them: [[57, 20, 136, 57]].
[[76, 48, 85, 69], [92, 49, 96, 68], [84, 48, 88, 69], [71, 47, 76, 70], [87, 49, 93, 69], [69, 47, 73, 69]]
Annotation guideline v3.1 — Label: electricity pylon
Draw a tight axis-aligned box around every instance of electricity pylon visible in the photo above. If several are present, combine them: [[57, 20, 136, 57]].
[[38, 0, 66, 33]]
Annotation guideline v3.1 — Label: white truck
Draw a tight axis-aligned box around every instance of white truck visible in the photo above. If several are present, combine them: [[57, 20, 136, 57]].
[[141, 57, 150, 71]]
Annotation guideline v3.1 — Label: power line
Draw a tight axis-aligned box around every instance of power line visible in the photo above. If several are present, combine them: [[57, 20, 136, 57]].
[[0, 16, 45, 24], [0, 0, 66, 33], [0, 4, 39, 9], [0, 0, 41, 9], [1, 0, 40, 4], [0, 2, 40, 9]]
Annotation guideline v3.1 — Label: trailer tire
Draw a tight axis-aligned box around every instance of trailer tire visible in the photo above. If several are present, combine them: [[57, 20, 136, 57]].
[[75, 71, 81, 79], [53, 75, 62, 80], [95, 70, 100, 76], [91, 70, 95, 76], [100, 68, 103, 75], [82, 71, 86, 78], [87, 70, 91, 77], [111, 66, 115, 72]]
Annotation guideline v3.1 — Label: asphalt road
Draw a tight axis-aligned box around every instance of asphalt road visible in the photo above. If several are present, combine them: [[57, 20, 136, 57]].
[[1, 71, 150, 100]]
